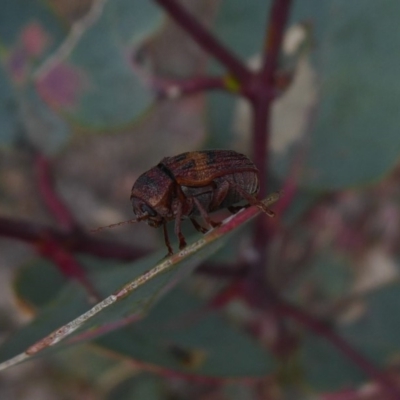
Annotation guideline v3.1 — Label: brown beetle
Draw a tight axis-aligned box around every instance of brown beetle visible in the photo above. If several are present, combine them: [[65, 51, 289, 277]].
[[93, 150, 275, 255]]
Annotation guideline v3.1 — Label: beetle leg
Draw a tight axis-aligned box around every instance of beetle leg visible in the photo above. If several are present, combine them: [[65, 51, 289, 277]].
[[190, 217, 208, 234], [230, 183, 275, 217], [192, 197, 221, 229], [174, 202, 187, 250], [209, 180, 230, 210], [163, 222, 174, 256]]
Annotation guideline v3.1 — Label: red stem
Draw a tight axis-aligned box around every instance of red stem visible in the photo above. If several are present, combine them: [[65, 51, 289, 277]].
[[35, 154, 78, 231], [278, 300, 400, 400], [260, 0, 292, 84], [252, 0, 293, 196], [248, 0, 293, 294], [154, 0, 252, 84], [0, 216, 147, 260], [37, 236, 101, 302], [0, 216, 237, 277]]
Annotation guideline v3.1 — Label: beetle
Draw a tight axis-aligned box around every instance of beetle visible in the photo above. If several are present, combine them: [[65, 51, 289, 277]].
[[92, 150, 275, 255]]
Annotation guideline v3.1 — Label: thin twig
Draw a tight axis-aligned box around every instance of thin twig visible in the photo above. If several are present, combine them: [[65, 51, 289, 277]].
[[154, 0, 252, 84], [33, 0, 108, 80]]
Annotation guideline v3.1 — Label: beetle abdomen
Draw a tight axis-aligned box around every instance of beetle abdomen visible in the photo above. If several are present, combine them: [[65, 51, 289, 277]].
[[214, 170, 259, 210]]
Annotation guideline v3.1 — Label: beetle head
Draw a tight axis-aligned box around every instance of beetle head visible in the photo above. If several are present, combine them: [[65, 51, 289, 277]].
[[131, 196, 163, 228]]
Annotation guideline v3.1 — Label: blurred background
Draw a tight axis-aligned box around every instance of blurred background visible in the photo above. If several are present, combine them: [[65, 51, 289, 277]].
[[1, 0, 400, 399]]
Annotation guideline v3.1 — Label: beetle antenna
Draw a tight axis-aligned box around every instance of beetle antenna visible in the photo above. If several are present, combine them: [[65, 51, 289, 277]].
[[90, 218, 140, 233]]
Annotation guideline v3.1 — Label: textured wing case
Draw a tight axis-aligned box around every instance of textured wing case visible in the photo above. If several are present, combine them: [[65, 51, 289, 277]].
[[160, 150, 258, 187]]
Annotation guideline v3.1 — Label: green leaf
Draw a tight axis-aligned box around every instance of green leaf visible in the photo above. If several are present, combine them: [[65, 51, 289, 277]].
[[0, 64, 20, 147], [206, 1, 271, 147], [98, 287, 275, 378], [287, 251, 354, 306], [208, 1, 400, 190], [36, 0, 162, 129], [20, 85, 71, 154], [339, 283, 400, 364], [223, 384, 255, 400], [281, 189, 320, 225], [300, 283, 400, 391], [0, 0, 162, 148], [301, 333, 365, 391], [213, 1, 270, 65], [0, 0, 65, 51], [205, 91, 237, 148], [14, 259, 66, 309], [3, 197, 280, 375], [277, 0, 400, 189], [0, 234, 226, 364], [52, 345, 122, 384], [106, 375, 164, 400], [0, 0, 68, 150]]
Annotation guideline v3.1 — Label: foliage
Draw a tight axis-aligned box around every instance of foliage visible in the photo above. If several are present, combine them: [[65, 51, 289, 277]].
[[1, 0, 400, 399]]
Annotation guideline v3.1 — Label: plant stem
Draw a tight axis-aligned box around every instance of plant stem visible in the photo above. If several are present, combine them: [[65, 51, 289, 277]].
[[0, 216, 239, 277], [0, 216, 147, 260], [35, 154, 78, 230], [278, 300, 400, 400], [37, 236, 101, 302], [154, 0, 252, 84], [252, 0, 293, 196], [260, 0, 292, 85], [248, 0, 293, 292], [251, 97, 271, 199]]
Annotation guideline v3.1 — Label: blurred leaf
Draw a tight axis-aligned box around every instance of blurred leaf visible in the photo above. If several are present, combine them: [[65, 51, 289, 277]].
[[280, 0, 400, 189], [281, 189, 320, 225], [52, 345, 121, 384], [0, 248, 203, 363], [36, 0, 162, 129], [0, 0, 162, 149], [213, 1, 270, 66], [208, 1, 400, 190], [10, 258, 275, 377], [0, 0, 64, 53], [339, 283, 400, 364], [0, 64, 20, 146], [0, 213, 246, 366], [106, 374, 164, 400], [0, 0, 67, 149], [301, 283, 400, 391], [301, 333, 365, 391], [206, 91, 236, 148], [206, 1, 271, 147], [98, 287, 275, 378], [5, 198, 281, 376], [223, 384, 255, 400], [20, 85, 71, 154], [287, 251, 354, 306], [14, 258, 66, 309]]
